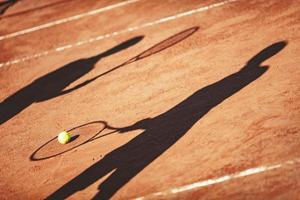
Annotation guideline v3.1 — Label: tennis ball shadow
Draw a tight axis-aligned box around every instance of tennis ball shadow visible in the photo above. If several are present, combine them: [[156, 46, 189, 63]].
[[69, 134, 80, 143]]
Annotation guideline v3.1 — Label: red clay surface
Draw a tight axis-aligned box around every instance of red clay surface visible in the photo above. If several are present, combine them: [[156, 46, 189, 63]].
[[0, 0, 300, 199]]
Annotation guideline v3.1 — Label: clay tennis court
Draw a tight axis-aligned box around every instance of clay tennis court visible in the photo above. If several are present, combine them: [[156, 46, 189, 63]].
[[0, 0, 299, 199]]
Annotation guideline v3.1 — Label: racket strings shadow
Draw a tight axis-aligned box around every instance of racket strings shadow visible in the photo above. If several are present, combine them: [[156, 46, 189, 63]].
[[46, 41, 287, 200]]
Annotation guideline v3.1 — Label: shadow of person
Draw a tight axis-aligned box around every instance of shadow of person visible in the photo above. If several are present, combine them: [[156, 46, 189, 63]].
[[46, 41, 287, 200], [0, 36, 143, 125]]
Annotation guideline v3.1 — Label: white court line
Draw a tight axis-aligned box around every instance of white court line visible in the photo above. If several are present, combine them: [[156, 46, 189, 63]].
[[0, 0, 238, 69], [0, 0, 140, 41], [135, 158, 300, 199]]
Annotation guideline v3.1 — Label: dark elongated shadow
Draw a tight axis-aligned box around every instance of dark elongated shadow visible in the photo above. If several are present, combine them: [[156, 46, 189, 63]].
[[0, 0, 77, 19], [46, 41, 287, 200], [0, 36, 143, 125], [0, 0, 17, 15]]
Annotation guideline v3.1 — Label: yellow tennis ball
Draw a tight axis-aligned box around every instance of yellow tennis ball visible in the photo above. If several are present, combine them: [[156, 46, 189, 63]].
[[58, 131, 71, 144]]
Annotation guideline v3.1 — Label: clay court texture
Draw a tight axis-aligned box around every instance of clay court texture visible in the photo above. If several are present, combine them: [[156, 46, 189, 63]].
[[0, 0, 300, 199]]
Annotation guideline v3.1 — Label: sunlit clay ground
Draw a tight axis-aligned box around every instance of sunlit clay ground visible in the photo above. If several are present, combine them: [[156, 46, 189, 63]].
[[0, 0, 299, 199]]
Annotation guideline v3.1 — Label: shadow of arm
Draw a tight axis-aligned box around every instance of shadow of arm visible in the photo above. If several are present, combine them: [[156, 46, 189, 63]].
[[58, 78, 97, 96]]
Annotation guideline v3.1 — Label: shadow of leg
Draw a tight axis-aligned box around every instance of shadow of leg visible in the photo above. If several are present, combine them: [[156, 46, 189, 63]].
[[93, 164, 146, 200], [46, 157, 116, 200]]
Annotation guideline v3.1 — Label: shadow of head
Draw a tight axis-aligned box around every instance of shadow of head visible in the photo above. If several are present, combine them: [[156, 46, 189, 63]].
[[246, 41, 288, 67]]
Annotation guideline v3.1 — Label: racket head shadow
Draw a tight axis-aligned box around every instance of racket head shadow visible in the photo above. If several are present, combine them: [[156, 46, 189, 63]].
[[128, 26, 199, 63], [90, 26, 199, 80], [29, 121, 115, 161]]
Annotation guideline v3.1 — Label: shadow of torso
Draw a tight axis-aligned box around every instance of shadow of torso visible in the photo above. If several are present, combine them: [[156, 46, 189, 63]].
[[0, 58, 96, 125], [33, 58, 95, 102]]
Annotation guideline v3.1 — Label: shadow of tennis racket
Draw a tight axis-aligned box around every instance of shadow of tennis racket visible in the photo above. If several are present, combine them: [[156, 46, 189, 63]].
[[29, 121, 122, 161], [72, 26, 199, 89]]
